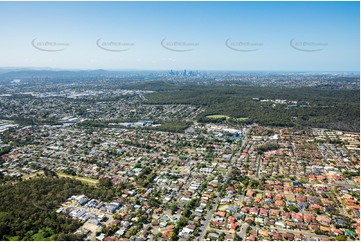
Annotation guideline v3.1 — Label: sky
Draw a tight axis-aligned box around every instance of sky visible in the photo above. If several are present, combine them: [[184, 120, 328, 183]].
[[0, 1, 359, 71]]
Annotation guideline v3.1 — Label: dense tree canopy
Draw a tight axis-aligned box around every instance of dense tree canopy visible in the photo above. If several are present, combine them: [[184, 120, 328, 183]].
[[144, 85, 359, 132], [0, 177, 116, 241]]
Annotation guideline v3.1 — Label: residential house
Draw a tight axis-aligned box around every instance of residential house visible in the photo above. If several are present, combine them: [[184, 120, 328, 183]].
[[316, 215, 331, 225]]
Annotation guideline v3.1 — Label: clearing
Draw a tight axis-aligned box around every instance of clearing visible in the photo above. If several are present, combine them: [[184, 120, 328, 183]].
[[57, 172, 99, 186]]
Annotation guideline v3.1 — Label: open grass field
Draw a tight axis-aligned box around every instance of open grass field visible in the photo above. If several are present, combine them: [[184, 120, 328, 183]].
[[57, 172, 99, 186], [22, 171, 98, 186], [206, 114, 230, 119]]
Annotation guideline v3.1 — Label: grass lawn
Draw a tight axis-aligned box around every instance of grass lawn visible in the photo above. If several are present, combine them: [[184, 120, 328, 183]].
[[218, 204, 235, 211], [237, 117, 249, 121], [206, 114, 230, 119]]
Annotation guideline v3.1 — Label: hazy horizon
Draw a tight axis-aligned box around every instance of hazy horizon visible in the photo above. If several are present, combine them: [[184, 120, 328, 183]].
[[0, 66, 360, 73], [0, 67, 360, 73]]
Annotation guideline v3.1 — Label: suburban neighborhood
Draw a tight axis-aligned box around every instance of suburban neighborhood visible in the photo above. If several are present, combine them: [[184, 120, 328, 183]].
[[1, 120, 359, 241]]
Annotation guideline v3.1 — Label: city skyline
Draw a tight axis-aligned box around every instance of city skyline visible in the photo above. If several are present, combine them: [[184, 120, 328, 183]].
[[0, 1, 359, 71]]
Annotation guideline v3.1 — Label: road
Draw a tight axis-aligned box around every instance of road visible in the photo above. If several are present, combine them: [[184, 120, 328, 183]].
[[198, 193, 221, 240], [268, 226, 331, 240], [198, 222, 249, 241], [198, 153, 238, 240], [238, 223, 249, 240], [172, 157, 193, 203], [164, 208, 173, 221], [199, 128, 250, 240], [255, 155, 262, 178]]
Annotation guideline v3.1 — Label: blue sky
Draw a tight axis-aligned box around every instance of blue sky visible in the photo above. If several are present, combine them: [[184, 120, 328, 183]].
[[0, 1, 359, 71]]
